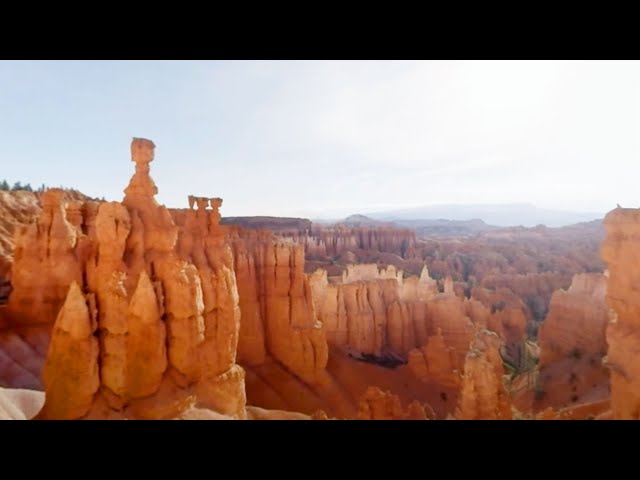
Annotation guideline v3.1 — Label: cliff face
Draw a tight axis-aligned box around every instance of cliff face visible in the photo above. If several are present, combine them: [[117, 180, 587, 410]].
[[309, 265, 439, 360], [405, 291, 478, 403], [15, 139, 247, 420], [601, 208, 640, 419], [0, 191, 41, 304], [295, 226, 416, 260], [0, 189, 94, 309], [225, 228, 328, 384], [455, 330, 512, 420], [539, 273, 608, 367]]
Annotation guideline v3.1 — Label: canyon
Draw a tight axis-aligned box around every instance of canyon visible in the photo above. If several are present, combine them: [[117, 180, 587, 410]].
[[0, 138, 632, 420]]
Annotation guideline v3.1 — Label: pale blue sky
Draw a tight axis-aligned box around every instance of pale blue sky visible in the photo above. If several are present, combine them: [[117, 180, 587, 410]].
[[1, 60, 638, 217]]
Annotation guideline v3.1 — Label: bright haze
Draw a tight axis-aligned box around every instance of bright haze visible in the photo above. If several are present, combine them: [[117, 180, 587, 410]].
[[0, 60, 638, 225]]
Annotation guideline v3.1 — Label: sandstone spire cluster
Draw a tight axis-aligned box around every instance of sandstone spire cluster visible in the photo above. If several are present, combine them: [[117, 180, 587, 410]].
[[27, 139, 246, 419]]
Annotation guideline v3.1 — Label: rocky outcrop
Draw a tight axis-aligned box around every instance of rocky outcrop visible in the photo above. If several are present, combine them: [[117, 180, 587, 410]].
[[0, 191, 41, 303], [38, 282, 99, 420], [4, 189, 89, 327], [22, 138, 247, 419], [407, 329, 461, 389], [309, 265, 440, 360], [0, 188, 94, 313], [296, 226, 416, 259], [356, 386, 432, 420], [226, 228, 328, 384], [600, 208, 640, 419], [455, 330, 512, 420]]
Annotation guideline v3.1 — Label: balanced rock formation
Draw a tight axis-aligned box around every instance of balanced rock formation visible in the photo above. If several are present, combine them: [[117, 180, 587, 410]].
[[601, 207, 640, 419], [24, 138, 247, 419]]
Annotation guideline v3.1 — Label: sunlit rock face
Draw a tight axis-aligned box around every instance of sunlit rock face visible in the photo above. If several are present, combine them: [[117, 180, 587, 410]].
[[308, 264, 440, 360], [226, 228, 328, 384], [23, 139, 246, 419]]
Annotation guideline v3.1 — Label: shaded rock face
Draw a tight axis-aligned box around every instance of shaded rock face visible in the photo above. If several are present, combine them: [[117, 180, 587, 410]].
[[601, 208, 640, 419], [454, 330, 512, 420], [535, 273, 609, 409], [11, 138, 246, 420]]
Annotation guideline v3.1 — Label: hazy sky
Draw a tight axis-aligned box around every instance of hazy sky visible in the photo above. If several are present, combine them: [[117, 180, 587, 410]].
[[0, 60, 638, 218]]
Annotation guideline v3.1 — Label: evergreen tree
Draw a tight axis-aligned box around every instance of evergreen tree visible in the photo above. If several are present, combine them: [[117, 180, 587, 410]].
[[23, 183, 33, 192], [12, 181, 22, 191], [0, 180, 9, 191]]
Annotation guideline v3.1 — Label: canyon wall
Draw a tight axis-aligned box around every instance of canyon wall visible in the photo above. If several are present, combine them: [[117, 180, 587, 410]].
[[308, 265, 439, 360], [455, 330, 512, 420], [601, 208, 640, 419], [224, 227, 328, 384], [291, 226, 416, 260]]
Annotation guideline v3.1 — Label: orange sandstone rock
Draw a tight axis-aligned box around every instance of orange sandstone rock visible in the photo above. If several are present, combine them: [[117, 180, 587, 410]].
[[356, 386, 431, 420], [600, 208, 640, 419], [31, 139, 246, 419], [37, 282, 99, 420], [455, 330, 512, 420], [6, 189, 85, 326], [226, 229, 328, 384], [539, 273, 608, 367], [309, 264, 439, 360]]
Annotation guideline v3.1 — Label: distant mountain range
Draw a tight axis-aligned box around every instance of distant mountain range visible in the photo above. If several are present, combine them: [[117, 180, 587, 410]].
[[225, 204, 606, 238], [362, 203, 605, 228]]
